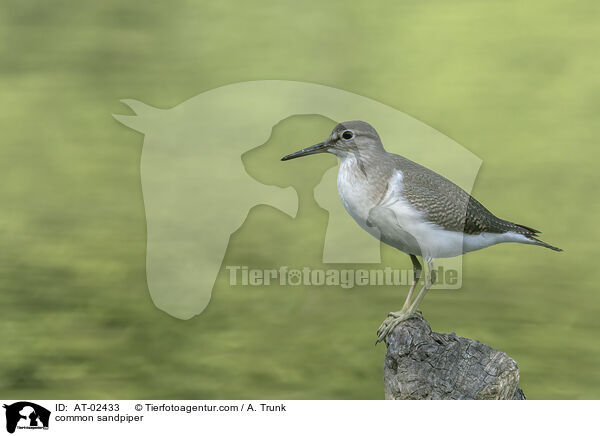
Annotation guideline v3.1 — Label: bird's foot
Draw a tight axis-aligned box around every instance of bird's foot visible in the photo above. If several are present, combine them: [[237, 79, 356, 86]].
[[376, 310, 418, 344]]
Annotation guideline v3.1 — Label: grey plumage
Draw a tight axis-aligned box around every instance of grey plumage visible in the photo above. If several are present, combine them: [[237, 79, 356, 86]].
[[281, 120, 562, 343], [389, 154, 562, 251], [330, 120, 562, 252]]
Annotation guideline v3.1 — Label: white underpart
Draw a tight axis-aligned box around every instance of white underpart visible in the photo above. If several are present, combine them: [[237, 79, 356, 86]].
[[337, 159, 534, 258]]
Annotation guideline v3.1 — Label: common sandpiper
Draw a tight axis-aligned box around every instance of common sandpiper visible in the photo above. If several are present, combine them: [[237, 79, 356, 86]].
[[281, 121, 562, 343]]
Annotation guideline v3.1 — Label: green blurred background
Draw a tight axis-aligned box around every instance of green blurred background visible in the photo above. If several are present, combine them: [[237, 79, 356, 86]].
[[1, 0, 598, 399]]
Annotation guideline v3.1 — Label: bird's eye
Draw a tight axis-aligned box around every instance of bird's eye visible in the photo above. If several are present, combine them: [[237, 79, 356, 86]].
[[341, 130, 354, 140]]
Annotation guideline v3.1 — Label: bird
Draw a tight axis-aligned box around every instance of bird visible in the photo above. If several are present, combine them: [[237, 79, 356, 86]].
[[281, 121, 562, 343]]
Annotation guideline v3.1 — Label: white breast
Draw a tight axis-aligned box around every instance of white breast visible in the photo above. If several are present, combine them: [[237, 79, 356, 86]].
[[336, 157, 378, 233], [337, 160, 424, 255]]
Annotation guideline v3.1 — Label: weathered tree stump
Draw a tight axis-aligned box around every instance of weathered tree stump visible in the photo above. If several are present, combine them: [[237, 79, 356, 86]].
[[383, 313, 525, 400]]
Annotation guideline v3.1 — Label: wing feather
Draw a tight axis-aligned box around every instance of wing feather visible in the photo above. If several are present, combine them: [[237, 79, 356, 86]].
[[391, 156, 536, 235]]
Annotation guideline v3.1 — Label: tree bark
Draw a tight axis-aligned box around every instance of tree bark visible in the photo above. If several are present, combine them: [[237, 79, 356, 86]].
[[383, 313, 525, 400]]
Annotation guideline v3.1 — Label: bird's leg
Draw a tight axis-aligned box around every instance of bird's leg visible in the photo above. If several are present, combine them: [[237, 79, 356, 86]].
[[407, 257, 436, 313], [400, 254, 422, 311], [376, 257, 435, 344]]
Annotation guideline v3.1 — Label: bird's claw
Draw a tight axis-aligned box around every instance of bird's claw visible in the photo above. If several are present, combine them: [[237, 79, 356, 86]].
[[375, 310, 415, 344]]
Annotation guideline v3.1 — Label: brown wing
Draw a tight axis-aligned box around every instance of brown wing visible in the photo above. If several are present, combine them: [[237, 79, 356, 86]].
[[394, 156, 537, 235]]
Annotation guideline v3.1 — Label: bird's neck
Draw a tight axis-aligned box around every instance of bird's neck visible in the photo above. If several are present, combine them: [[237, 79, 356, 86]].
[[335, 148, 387, 177]]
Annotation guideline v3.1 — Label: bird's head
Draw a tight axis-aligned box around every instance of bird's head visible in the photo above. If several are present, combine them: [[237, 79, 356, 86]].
[[281, 120, 384, 161]]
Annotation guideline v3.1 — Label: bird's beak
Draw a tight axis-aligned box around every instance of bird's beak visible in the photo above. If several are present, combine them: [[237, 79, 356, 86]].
[[281, 141, 328, 161]]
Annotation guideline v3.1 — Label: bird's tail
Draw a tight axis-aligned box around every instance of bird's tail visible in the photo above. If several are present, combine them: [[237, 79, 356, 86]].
[[526, 236, 563, 252], [513, 222, 563, 252]]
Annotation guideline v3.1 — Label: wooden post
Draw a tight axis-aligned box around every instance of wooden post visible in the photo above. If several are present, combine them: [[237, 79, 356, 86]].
[[383, 313, 525, 400]]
